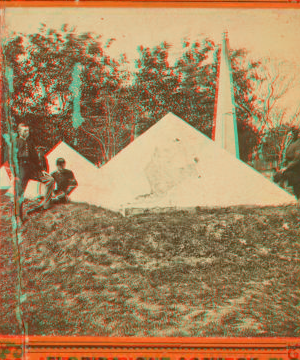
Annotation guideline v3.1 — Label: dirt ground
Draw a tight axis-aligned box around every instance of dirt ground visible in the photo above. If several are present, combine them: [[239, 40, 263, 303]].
[[0, 192, 299, 336]]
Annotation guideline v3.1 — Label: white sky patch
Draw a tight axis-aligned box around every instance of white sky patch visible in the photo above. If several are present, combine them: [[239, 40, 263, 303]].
[[5, 8, 300, 64]]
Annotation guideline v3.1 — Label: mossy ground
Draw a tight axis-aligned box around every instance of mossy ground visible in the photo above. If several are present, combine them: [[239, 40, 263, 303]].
[[1, 193, 299, 336]]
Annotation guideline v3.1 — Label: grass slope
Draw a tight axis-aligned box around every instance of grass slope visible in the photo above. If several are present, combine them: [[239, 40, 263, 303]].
[[1, 193, 300, 336]]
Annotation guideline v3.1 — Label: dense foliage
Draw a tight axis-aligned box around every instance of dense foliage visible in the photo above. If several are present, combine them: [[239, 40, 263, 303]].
[[256, 124, 300, 166], [1, 26, 264, 164]]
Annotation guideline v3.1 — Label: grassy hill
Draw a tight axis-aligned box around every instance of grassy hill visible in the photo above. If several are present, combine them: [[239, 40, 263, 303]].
[[0, 193, 300, 336]]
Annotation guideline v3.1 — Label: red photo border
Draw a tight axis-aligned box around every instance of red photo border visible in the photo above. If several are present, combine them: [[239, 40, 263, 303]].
[[0, 1, 299, 359]]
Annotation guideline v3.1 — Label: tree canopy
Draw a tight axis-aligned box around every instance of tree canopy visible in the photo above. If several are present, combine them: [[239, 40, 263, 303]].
[[2, 25, 297, 167]]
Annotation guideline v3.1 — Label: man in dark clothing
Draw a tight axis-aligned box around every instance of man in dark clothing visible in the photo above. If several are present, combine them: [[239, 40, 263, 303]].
[[4, 123, 54, 212], [278, 129, 300, 201], [51, 158, 78, 203]]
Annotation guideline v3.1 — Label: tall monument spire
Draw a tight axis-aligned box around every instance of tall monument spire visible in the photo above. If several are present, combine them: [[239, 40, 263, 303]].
[[213, 32, 240, 159]]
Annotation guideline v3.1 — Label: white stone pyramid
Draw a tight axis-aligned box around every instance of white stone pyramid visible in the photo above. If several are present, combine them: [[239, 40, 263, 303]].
[[92, 112, 296, 212], [0, 165, 11, 190]]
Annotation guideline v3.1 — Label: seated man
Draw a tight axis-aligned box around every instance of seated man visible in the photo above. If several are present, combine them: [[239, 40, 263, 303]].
[[3, 123, 55, 218], [51, 158, 78, 203]]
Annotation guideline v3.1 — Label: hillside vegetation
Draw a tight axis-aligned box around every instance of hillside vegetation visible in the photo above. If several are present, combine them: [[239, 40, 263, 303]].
[[0, 193, 299, 336]]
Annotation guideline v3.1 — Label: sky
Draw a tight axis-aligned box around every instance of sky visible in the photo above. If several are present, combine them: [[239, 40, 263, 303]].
[[3, 6, 300, 123], [4, 7, 300, 65]]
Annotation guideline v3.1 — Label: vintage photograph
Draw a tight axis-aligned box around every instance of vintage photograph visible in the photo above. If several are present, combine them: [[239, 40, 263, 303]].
[[0, 4, 299, 338]]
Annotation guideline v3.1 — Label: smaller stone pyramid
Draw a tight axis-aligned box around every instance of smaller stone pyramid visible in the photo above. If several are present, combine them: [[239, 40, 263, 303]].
[[0, 165, 11, 190]]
